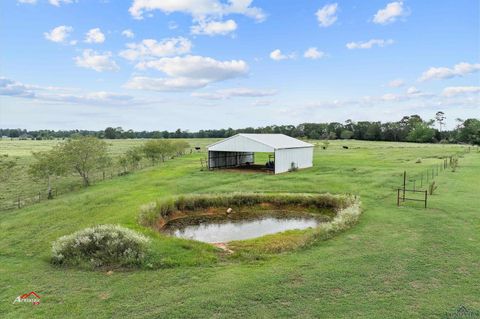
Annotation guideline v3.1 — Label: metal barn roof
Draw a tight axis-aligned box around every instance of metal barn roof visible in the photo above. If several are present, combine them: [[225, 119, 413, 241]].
[[208, 134, 313, 151]]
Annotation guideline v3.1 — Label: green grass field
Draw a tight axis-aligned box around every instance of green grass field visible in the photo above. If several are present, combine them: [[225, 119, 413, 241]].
[[1, 140, 479, 318], [0, 139, 214, 210]]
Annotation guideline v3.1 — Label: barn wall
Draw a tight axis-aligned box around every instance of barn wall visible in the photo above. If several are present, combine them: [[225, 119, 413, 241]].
[[208, 151, 254, 169], [274, 147, 313, 174], [208, 135, 273, 153]]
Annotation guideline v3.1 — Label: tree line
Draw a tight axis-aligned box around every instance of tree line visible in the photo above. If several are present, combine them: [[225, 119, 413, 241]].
[[26, 137, 189, 199], [1, 113, 479, 145]]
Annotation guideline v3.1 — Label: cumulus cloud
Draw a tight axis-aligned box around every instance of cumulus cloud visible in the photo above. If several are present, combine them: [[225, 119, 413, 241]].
[[419, 62, 480, 82], [49, 0, 73, 6], [316, 3, 338, 27], [346, 39, 394, 49], [191, 19, 237, 36], [406, 86, 421, 95], [125, 55, 248, 91], [17, 0, 37, 4], [192, 87, 277, 100], [128, 0, 265, 22], [122, 29, 135, 38], [304, 47, 325, 60], [442, 86, 480, 97], [269, 49, 295, 61], [119, 37, 192, 61], [85, 28, 106, 43], [74, 49, 119, 72], [373, 1, 407, 24], [44, 25, 73, 43], [0, 77, 146, 106], [387, 79, 405, 87]]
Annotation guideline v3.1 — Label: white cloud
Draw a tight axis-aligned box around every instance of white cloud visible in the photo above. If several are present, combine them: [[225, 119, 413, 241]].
[[419, 62, 480, 82], [304, 47, 325, 60], [346, 39, 394, 49], [49, 0, 73, 6], [387, 79, 405, 87], [270, 49, 295, 61], [85, 28, 106, 43], [119, 37, 192, 61], [252, 99, 273, 106], [316, 3, 338, 27], [129, 0, 265, 22], [442, 86, 480, 97], [74, 49, 119, 72], [126, 55, 248, 91], [17, 0, 37, 4], [406, 86, 421, 95], [373, 1, 407, 25], [121, 29, 135, 39], [44, 25, 73, 43], [191, 19, 237, 36], [192, 87, 277, 100], [0, 77, 147, 106], [381, 93, 404, 102], [124, 76, 210, 92]]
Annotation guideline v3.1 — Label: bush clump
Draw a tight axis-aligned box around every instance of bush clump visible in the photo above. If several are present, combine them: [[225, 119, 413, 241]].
[[51, 224, 150, 269]]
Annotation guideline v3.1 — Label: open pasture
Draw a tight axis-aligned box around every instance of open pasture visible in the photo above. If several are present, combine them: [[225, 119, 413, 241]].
[[0, 140, 479, 318]]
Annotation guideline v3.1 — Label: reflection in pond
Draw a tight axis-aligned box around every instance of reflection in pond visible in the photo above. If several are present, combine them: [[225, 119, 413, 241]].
[[162, 213, 324, 243]]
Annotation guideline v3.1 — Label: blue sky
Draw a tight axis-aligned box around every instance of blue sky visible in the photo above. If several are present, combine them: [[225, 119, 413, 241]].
[[0, 0, 478, 131]]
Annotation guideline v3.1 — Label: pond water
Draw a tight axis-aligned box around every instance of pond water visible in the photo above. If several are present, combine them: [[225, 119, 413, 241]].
[[162, 214, 322, 243]]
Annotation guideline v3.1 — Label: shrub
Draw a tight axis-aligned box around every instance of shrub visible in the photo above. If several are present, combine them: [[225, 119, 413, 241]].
[[51, 225, 150, 269]]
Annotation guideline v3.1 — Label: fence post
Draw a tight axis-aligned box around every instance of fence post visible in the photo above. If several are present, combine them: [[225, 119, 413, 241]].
[[424, 190, 427, 209], [397, 189, 400, 206], [403, 171, 406, 201], [17, 196, 20, 209]]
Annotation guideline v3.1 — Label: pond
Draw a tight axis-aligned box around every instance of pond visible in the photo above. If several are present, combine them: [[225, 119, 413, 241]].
[[162, 212, 326, 243]]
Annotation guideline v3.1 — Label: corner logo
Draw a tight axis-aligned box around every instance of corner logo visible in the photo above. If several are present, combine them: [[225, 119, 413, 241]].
[[13, 291, 40, 305]]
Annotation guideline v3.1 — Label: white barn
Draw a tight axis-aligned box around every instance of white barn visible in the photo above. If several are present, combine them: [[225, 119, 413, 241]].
[[207, 134, 314, 174]]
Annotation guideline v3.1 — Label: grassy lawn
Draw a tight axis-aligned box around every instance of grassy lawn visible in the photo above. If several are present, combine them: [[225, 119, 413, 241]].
[[0, 140, 479, 318], [0, 138, 215, 210]]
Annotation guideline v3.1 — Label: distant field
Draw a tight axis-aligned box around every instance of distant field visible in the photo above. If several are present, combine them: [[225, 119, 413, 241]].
[[0, 138, 216, 210], [1, 140, 479, 318]]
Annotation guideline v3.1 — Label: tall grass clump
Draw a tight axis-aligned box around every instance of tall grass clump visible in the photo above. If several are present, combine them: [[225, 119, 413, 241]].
[[139, 193, 355, 228], [51, 224, 150, 269]]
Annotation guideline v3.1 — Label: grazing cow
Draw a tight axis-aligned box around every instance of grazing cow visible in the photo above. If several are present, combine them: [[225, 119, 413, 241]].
[[343, 146, 349, 149]]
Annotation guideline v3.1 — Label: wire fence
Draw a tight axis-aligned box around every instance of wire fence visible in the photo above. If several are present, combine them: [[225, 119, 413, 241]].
[[395, 147, 470, 208], [0, 154, 191, 212]]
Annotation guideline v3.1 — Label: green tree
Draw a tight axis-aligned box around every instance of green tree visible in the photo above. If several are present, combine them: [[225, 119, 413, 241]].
[[406, 122, 435, 143], [59, 137, 109, 186], [29, 147, 65, 198], [458, 119, 480, 145], [126, 146, 143, 169], [340, 130, 354, 139], [142, 140, 163, 164]]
